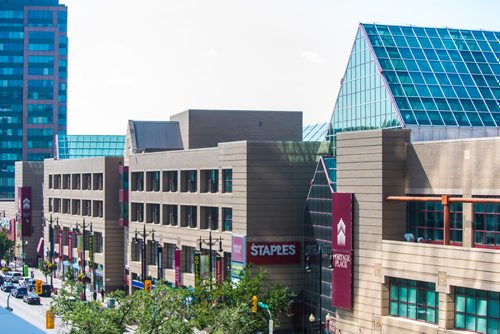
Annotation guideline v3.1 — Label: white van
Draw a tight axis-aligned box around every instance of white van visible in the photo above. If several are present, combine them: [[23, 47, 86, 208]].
[[5, 272, 23, 283]]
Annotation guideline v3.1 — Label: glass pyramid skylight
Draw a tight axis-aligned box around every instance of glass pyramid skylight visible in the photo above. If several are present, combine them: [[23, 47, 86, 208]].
[[327, 23, 500, 143]]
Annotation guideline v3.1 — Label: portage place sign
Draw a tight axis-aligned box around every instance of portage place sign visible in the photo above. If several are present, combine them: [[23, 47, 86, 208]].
[[247, 241, 300, 265]]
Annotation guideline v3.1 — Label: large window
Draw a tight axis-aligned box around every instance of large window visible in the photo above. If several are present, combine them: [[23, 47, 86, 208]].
[[201, 169, 218, 193], [181, 170, 197, 192], [455, 287, 500, 333], [181, 206, 197, 228], [183, 246, 195, 273], [222, 169, 232, 193], [146, 171, 160, 192], [389, 278, 439, 324], [163, 205, 177, 226], [473, 202, 500, 248], [147, 204, 160, 224], [201, 207, 218, 230], [166, 243, 176, 269], [406, 199, 463, 244], [131, 172, 144, 192], [163, 171, 178, 192], [131, 239, 141, 262], [94, 232, 103, 253], [131, 203, 144, 222], [223, 208, 232, 231]]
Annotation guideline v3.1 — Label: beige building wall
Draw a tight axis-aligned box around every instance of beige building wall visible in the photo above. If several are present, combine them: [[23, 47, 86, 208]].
[[43, 157, 124, 291], [334, 129, 500, 334]]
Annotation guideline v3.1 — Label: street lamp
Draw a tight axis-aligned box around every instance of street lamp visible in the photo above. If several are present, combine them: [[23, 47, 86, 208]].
[[134, 225, 155, 283], [305, 247, 334, 334], [75, 219, 92, 276], [198, 231, 223, 288], [42, 214, 57, 264]]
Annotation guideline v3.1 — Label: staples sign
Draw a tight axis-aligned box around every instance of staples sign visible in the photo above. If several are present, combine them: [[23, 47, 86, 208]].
[[247, 241, 300, 265]]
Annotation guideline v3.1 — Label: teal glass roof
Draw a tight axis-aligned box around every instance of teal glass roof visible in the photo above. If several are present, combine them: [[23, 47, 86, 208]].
[[364, 24, 500, 127], [303, 122, 328, 141], [56, 134, 125, 159], [327, 23, 500, 145]]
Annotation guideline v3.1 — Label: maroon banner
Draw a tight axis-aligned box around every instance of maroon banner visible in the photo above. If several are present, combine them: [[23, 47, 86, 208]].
[[247, 241, 300, 265], [59, 229, 63, 261], [215, 256, 223, 284], [17, 187, 32, 237], [174, 249, 181, 287], [331, 193, 353, 310], [68, 231, 72, 261]]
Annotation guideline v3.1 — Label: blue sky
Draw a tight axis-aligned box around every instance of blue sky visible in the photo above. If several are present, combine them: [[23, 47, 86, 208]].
[[61, 0, 500, 134]]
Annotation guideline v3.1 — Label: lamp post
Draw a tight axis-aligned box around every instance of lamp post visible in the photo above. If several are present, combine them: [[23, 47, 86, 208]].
[[134, 225, 155, 283], [198, 231, 223, 289], [305, 247, 334, 334]]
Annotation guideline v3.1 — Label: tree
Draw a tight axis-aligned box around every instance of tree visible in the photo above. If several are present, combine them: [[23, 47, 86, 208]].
[[0, 229, 15, 265], [39, 260, 57, 283]]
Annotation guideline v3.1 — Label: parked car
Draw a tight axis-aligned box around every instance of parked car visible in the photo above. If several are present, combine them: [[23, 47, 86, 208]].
[[22, 278, 36, 291], [4, 272, 23, 283], [23, 292, 41, 305], [1, 281, 15, 292], [12, 286, 28, 298], [0, 275, 4, 286]]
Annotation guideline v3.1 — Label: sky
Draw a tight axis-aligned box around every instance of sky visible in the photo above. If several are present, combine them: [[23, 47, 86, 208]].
[[60, 0, 500, 135]]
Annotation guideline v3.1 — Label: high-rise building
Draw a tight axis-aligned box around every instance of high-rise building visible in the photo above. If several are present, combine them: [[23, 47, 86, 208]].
[[0, 0, 67, 199]]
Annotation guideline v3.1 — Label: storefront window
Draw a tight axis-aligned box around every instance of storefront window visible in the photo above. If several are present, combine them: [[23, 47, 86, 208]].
[[389, 277, 439, 324]]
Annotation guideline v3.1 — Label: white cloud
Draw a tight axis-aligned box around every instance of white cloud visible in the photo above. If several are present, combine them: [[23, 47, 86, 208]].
[[301, 51, 325, 64], [207, 49, 218, 57]]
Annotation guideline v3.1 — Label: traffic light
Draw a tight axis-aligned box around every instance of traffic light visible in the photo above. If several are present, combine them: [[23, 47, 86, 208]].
[[252, 295, 258, 313], [35, 279, 42, 295], [144, 279, 151, 292], [46, 310, 55, 329]]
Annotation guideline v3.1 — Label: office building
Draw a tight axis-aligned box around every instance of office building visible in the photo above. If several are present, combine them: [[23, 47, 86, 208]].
[[0, 0, 68, 199], [304, 23, 500, 333]]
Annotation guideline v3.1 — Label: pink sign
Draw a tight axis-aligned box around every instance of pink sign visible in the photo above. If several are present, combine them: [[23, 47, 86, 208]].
[[247, 241, 300, 265], [331, 193, 353, 310], [68, 231, 72, 261], [174, 249, 181, 287], [59, 229, 63, 261], [215, 256, 223, 284], [231, 235, 246, 263]]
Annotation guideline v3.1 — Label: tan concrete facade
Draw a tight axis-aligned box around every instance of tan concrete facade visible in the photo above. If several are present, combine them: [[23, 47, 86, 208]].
[[126, 140, 320, 293], [333, 129, 500, 334], [43, 157, 124, 291]]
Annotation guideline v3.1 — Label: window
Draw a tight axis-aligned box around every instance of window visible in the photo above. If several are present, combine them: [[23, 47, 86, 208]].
[[163, 171, 178, 192], [223, 208, 232, 231], [82, 174, 91, 190], [131, 239, 141, 262], [473, 201, 500, 247], [183, 246, 195, 273], [72, 199, 80, 215], [62, 174, 70, 189], [132, 203, 144, 222], [62, 199, 70, 214], [54, 174, 61, 189], [94, 232, 103, 253], [48, 198, 53, 212], [93, 173, 103, 190], [147, 203, 160, 224], [82, 200, 92, 216], [146, 171, 160, 192], [53, 198, 61, 212], [201, 207, 218, 230], [72, 174, 80, 189], [163, 204, 177, 226], [455, 287, 500, 333], [48, 175, 53, 189], [149, 241, 158, 265], [181, 206, 197, 228], [131, 172, 144, 191], [389, 278, 439, 324], [166, 243, 176, 269], [222, 169, 232, 193], [406, 199, 462, 244], [201, 169, 218, 193], [93, 201, 103, 218], [181, 170, 197, 192]]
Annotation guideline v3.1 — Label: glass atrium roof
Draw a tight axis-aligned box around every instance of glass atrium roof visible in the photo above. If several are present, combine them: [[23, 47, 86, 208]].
[[56, 134, 125, 159], [328, 23, 500, 143], [303, 122, 328, 141]]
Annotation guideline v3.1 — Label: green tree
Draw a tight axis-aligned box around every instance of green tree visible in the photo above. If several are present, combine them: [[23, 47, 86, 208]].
[[39, 260, 57, 283], [0, 229, 15, 264]]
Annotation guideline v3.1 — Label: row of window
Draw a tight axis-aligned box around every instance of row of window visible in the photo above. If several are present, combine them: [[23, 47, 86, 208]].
[[406, 198, 500, 247], [131, 204, 232, 231], [389, 278, 500, 333], [131, 169, 233, 194], [48, 198, 103, 218], [48, 173, 103, 191]]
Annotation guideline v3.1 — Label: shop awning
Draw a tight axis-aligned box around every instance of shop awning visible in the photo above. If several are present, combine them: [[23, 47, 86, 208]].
[[36, 237, 44, 255]]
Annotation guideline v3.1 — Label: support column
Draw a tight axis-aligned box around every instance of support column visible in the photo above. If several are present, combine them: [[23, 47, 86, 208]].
[[462, 203, 473, 248], [438, 290, 455, 330]]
